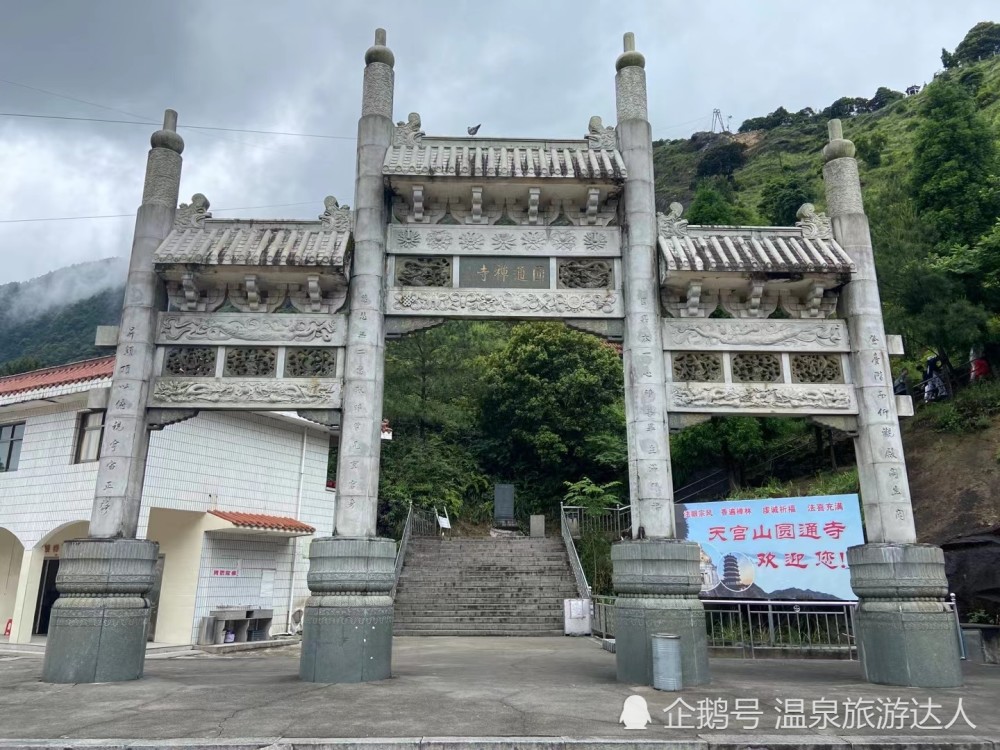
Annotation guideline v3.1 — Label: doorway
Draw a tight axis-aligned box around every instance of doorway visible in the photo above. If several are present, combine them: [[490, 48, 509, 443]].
[[33, 558, 59, 635], [147, 554, 165, 641]]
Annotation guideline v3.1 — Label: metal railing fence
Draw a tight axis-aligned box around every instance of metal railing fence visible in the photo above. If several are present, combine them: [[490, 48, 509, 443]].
[[702, 599, 857, 658], [411, 506, 438, 537], [562, 505, 632, 539], [591, 597, 859, 659]]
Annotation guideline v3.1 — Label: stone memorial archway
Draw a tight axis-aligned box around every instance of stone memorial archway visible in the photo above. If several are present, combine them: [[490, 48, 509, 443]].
[[42, 30, 961, 691]]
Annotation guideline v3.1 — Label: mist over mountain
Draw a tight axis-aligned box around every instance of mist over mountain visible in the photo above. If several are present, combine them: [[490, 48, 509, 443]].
[[0, 258, 126, 367]]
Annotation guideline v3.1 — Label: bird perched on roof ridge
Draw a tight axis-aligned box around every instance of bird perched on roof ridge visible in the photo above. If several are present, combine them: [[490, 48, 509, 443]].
[[467, 124, 481, 136]]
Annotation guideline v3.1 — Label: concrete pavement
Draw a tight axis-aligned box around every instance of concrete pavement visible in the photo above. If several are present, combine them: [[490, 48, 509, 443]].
[[0, 637, 996, 747]]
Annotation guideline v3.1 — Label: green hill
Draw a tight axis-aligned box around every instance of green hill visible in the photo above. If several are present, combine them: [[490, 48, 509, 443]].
[[0, 258, 126, 371], [652, 51, 1000, 220]]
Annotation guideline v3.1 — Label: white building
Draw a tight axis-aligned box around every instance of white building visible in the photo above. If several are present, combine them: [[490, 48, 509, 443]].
[[0, 356, 334, 646]]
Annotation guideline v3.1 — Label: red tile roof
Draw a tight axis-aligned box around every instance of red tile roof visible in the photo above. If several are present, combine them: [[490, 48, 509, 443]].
[[208, 510, 316, 534], [0, 356, 115, 397]]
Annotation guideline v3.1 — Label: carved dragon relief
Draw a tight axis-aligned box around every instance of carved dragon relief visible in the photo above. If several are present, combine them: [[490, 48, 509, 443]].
[[585, 116, 617, 150], [656, 202, 689, 238], [152, 379, 341, 406], [670, 383, 854, 411], [319, 195, 352, 233], [390, 290, 620, 316], [795, 203, 833, 240], [159, 314, 342, 344], [174, 193, 212, 229], [663, 320, 848, 350], [392, 112, 424, 147]]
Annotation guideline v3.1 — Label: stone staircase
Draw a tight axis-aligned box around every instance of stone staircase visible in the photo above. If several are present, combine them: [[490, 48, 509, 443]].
[[393, 536, 581, 636]]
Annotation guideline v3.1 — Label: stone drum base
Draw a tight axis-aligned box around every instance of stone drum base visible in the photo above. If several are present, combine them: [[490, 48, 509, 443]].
[[848, 542, 963, 688], [42, 538, 158, 684], [299, 595, 393, 683], [611, 539, 710, 687], [615, 595, 710, 687], [299, 536, 396, 684]]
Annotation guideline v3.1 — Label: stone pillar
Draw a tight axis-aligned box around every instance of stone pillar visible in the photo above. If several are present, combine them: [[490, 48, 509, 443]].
[[300, 29, 396, 684], [824, 119, 962, 688], [611, 33, 709, 687], [42, 112, 182, 683]]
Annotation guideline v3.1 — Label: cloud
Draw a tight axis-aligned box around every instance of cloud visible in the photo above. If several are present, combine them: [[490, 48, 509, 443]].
[[0, 0, 995, 283]]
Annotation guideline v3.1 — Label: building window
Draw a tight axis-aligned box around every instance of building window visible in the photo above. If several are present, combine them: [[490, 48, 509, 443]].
[[0, 423, 24, 472], [75, 411, 105, 464]]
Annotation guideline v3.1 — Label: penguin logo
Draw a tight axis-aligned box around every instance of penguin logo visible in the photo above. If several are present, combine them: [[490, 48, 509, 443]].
[[619, 695, 652, 729]]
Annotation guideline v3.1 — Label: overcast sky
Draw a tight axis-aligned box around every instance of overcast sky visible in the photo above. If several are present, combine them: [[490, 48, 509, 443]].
[[0, 0, 994, 284]]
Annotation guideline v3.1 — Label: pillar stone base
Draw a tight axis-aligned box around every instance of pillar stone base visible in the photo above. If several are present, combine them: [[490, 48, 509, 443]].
[[611, 539, 710, 687], [848, 543, 962, 688], [42, 538, 158, 684], [299, 537, 395, 683]]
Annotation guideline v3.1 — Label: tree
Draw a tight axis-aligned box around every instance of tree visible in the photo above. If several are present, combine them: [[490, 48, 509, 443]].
[[671, 416, 806, 490], [757, 173, 814, 226], [696, 141, 747, 178], [868, 86, 904, 112], [375, 320, 508, 533], [854, 131, 887, 167], [950, 22, 1000, 67], [564, 478, 622, 595], [0, 356, 42, 376], [686, 181, 752, 225], [477, 323, 626, 513], [383, 320, 507, 438], [910, 78, 1000, 249]]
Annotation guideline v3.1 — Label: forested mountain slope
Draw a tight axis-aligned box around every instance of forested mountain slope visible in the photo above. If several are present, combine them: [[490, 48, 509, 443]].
[[0, 258, 125, 372]]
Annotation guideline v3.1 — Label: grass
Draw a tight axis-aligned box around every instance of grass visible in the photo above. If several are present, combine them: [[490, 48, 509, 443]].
[[913, 380, 1000, 433]]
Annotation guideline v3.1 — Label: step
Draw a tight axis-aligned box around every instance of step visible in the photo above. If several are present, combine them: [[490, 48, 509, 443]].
[[394, 607, 564, 613], [395, 587, 576, 593], [394, 629, 565, 637], [393, 624, 563, 633], [397, 617, 563, 630], [394, 595, 576, 603]]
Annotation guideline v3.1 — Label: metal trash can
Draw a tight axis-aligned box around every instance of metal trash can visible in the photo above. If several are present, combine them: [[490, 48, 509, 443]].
[[651, 634, 682, 691]]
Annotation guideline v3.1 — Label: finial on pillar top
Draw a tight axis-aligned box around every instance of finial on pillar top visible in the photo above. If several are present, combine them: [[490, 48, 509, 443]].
[[616, 31, 645, 71], [823, 118, 855, 162], [150, 108, 184, 154], [365, 27, 395, 68]]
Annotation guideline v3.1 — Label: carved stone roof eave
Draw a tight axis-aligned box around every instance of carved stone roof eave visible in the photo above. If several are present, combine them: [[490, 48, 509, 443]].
[[383, 138, 627, 181], [657, 224, 856, 276], [153, 219, 352, 271]]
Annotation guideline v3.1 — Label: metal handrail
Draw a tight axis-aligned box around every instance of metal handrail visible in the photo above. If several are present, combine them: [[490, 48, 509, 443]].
[[560, 503, 591, 600], [562, 504, 631, 538], [390, 502, 414, 598]]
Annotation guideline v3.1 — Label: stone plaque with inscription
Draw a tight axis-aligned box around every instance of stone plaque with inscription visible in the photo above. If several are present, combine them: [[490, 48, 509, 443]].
[[458, 257, 550, 289]]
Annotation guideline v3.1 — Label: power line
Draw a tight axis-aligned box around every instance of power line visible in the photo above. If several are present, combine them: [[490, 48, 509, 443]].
[[0, 79, 306, 153], [0, 201, 322, 225], [0, 111, 357, 141]]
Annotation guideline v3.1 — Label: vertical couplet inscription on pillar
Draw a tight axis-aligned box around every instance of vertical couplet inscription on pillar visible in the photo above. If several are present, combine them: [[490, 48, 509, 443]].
[[616, 34, 674, 539]]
